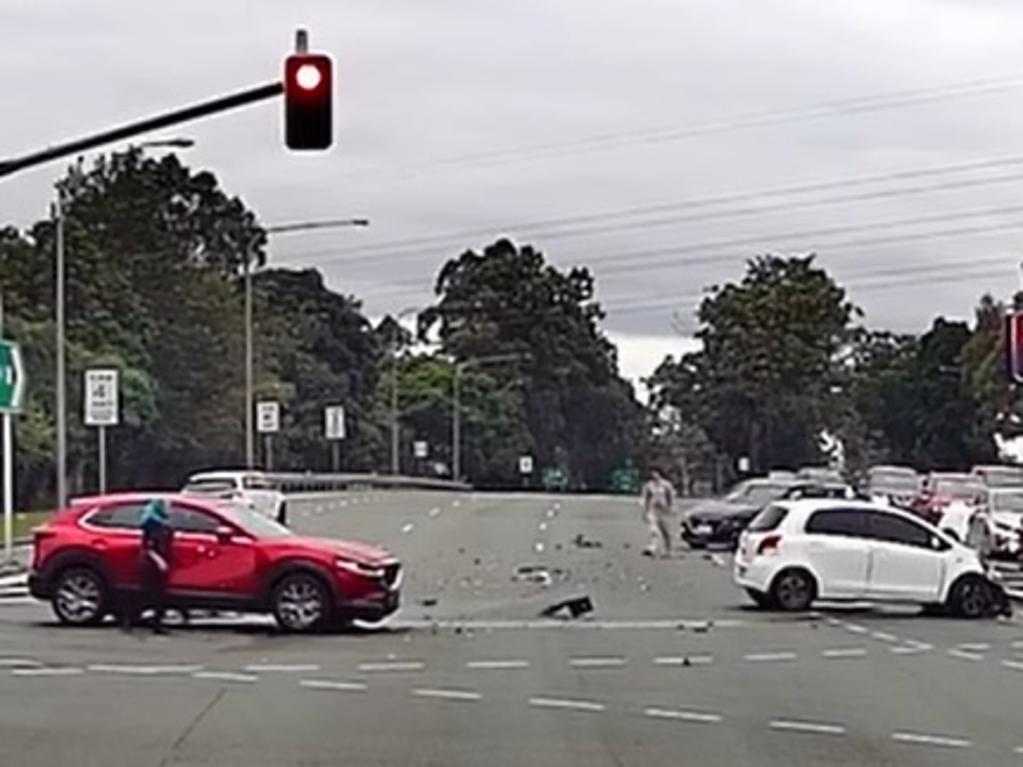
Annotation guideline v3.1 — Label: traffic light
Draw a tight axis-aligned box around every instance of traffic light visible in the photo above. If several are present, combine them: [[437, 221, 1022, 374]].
[[1006, 310, 1023, 383], [284, 53, 332, 150]]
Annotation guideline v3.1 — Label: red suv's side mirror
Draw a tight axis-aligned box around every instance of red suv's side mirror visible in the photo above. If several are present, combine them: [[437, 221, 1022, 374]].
[[215, 526, 234, 544]]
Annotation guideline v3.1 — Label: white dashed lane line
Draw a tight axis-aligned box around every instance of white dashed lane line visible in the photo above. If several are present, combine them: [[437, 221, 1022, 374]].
[[568, 657, 627, 668], [946, 649, 983, 662], [871, 631, 898, 643], [12, 667, 84, 676], [245, 663, 320, 673], [538, 521, 548, 532], [891, 646, 927, 655], [644, 707, 722, 724], [193, 671, 258, 683], [357, 661, 426, 673], [466, 659, 531, 670], [0, 658, 42, 668], [88, 664, 201, 675], [744, 652, 797, 663], [1001, 659, 1023, 672], [1012, 640, 1023, 649], [401, 523, 415, 534], [529, 696, 606, 713], [821, 648, 867, 659], [891, 732, 971, 749], [769, 719, 846, 736], [956, 643, 991, 652], [300, 679, 367, 692], [428, 507, 441, 518], [844, 623, 868, 634], [653, 655, 714, 666], [412, 687, 482, 702]]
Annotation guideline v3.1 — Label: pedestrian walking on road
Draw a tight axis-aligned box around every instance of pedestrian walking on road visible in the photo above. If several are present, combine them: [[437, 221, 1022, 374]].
[[642, 468, 675, 558], [966, 500, 994, 565], [136, 498, 174, 634]]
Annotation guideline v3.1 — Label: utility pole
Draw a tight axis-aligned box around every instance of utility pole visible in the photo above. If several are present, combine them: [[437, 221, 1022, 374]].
[[389, 306, 419, 475], [0, 294, 10, 560], [244, 240, 255, 469], [54, 196, 67, 509]]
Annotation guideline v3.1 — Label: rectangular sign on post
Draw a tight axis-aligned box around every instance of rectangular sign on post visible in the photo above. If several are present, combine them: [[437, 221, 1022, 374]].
[[257, 401, 280, 433], [84, 369, 119, 426], [0, 340, 25, 413], [324, 405, 345, 440], [519, 455, 534, 475], [413, 440, 428, 459]]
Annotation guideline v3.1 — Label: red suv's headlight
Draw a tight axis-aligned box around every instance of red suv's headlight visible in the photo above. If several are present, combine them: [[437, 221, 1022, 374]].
[[336, 559, 385, 579]]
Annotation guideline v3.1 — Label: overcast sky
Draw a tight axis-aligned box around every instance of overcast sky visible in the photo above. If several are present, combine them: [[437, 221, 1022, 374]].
[[5, 0, 1023, 388]]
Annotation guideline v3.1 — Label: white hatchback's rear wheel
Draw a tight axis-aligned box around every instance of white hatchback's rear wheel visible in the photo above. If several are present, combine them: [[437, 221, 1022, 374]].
[[272, 573, 330, 633], [52, 567, 108, 626]]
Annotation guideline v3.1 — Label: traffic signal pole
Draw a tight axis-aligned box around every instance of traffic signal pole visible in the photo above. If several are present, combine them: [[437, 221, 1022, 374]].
[[0, 82, 284, 180]]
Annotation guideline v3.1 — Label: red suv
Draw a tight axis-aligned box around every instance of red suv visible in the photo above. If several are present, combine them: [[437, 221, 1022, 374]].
[[27, 493, 401, 632]]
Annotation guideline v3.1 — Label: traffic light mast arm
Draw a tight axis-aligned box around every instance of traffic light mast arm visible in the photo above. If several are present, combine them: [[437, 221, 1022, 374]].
[[0, 81, 284, 180]]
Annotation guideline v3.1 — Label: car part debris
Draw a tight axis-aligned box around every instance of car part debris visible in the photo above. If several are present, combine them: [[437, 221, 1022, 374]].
[[419, 597, 438, 607], [539, 594, 594, 619], [572, 533, 603, 548]]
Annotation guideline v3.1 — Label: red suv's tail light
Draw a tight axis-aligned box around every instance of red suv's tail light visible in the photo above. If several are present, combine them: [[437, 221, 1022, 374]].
[[756, 534, 782, 556], [31, 526, 56, 568]]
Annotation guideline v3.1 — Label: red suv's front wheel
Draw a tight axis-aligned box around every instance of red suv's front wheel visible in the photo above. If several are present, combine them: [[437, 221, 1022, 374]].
[[271, 572, 331, 632]]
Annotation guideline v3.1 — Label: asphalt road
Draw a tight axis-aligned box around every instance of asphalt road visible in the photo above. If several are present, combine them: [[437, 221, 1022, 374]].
[[2, 490, 1023, 766]]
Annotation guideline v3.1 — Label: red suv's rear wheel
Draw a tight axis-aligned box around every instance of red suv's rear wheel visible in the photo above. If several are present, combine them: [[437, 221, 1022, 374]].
[[52, 567, 108, 626], [271, 572, 330, 632]]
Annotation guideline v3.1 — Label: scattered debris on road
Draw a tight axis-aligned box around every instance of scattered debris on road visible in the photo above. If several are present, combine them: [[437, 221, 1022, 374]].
[[539, 594, 594, 619], [419, 597, 439, 607], [572, 533, 603, 549]]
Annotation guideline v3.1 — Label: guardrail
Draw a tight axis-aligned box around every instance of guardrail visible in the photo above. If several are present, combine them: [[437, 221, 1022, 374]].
[[269, 472, 471, 494]]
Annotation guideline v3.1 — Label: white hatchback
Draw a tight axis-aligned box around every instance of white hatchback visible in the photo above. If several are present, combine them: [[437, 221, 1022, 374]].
[[734, 499, 1002, 617], [182, 470, 288, 524]]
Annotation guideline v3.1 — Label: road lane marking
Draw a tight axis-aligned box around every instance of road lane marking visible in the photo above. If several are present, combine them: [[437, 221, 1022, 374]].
[[0, 658, 42, 667], [947, 649, 983, 661], [534, 542, 545, 553], [1012, 640, 1023, 649], [428, 507, 441, 517], [822, 648, 867, 659], [871, 631, 898, 642], [546, 509, 556, 518], [709, 554, 726, 567], [300, 679, 367, 692], [643, 707, 722, 723], [844, 623, 868, 634], [357, 661, 425, 672], [745, 652, 796, 662], [88, 664, 201, 675], [394, 618, 744, 631], [12, 667, 84, 676], [538, 522, 548, 532], [401, 523, 415, 534], [413, 687, 482, 702], [891, 646, 927, 655], [824, 617, 841, 626], [529, 696, 605, 713], [193, 671, 257, 683], [956, 643, 991, 651], [466, 659, 531, 670], [770, 719, 846, 735], [568, 657, 627, 668], [245, 664, 320, 673], [653, 655, 714, 666], [891, 732, 971, 748], [1001, 659, 1023, 672]]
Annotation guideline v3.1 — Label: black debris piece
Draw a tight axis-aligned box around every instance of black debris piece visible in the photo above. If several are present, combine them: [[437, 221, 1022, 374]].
[[419, 597, 438, 607], [573, 533, 603, 549], [539, 594, 594, 619]]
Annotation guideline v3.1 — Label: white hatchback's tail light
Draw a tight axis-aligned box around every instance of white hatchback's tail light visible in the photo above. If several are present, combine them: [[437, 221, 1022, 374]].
[[756, 534, 782, 557]]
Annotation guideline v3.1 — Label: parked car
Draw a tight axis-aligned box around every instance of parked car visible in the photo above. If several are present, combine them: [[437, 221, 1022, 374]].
[[938, 487, 1023, 558], [734, 498, 1009, 617], [911, 472, 985, 525], [681, 479, 854, 550], [182, 470, 288, 524], [796, 466, 844, 484], [27, 493, 401, 632], [865, 465, 919, 508], [971, 465, 1023, 488]]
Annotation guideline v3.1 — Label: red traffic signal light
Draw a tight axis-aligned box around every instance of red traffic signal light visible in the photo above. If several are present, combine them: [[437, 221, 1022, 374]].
[[284, 53, 332, 150], [1006, 310, 1023, 384]]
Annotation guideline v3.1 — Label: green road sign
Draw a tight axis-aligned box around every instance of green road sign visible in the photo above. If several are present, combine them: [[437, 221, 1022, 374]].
[[0, 341, 25, 412]]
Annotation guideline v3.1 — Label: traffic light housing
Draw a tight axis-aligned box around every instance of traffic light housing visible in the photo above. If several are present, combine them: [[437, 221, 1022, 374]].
[[1006, 310, 1023, 384], [284, 53, 333, 150]]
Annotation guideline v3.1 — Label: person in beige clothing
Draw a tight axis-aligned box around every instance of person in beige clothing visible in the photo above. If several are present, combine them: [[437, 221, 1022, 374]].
[[642, 468, 675, 557]]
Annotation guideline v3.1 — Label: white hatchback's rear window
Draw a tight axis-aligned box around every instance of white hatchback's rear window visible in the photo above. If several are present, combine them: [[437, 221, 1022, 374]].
[[747, 505, 788, 532]]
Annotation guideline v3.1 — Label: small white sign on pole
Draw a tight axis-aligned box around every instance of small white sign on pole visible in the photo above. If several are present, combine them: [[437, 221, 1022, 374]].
[[519, 455, 534, 475], [413, 440, 428, 459], [84, 369, 119, 426], [324, 405, 346, 440], [257, 401, 280, 434]]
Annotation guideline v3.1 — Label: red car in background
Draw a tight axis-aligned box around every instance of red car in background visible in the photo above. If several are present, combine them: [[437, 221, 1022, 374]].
[[27, 493, 401, 632], [911, 472, 985, 525]]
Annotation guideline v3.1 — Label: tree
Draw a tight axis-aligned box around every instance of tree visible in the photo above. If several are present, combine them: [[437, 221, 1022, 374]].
[[419, 238, 646, 487], [650, 255, 858, 473]]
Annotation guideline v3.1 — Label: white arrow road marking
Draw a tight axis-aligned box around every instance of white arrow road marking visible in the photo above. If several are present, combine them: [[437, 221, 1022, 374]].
[[644, 707, 722, 723], [770, 719, 846, 735], [412, 688, 482, 702], [300, 679, 368, 692], [466, 659, 531, 670], [891, 732, 971, 748], [822, 648, 867, 658], [529, 696, 605, 713]]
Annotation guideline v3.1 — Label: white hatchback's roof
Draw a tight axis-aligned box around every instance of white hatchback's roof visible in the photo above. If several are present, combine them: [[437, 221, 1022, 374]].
[[770, 497, 921, 520]]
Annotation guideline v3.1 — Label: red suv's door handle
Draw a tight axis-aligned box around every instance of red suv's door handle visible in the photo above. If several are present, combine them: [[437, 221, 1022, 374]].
[[90, 539, 107, 550]]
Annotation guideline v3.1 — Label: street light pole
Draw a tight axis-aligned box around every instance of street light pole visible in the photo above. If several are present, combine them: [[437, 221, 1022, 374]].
[[390, 306, 419, 475], [53, 195, 67, 509], [244, 242, 254, 469]]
